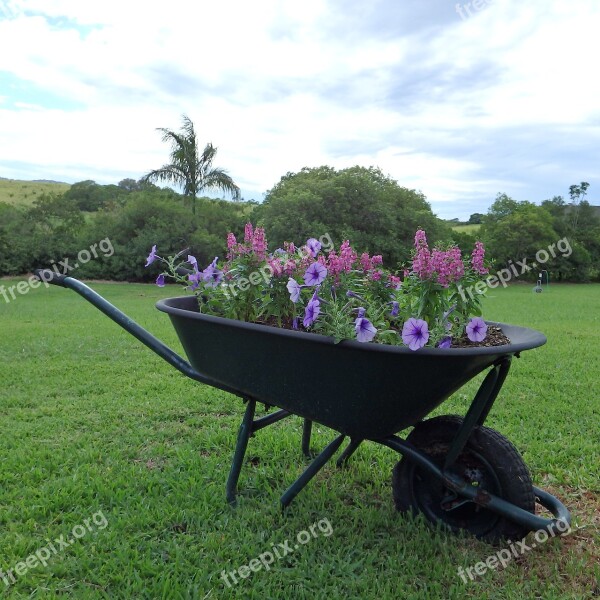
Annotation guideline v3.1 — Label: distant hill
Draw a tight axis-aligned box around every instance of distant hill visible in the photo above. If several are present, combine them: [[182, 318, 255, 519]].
[[0, 177, 71, 206], [31, 179, 69, 184]]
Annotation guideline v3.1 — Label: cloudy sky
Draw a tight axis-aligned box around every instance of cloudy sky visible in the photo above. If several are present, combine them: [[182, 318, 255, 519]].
[[0, 0, 598, 219]]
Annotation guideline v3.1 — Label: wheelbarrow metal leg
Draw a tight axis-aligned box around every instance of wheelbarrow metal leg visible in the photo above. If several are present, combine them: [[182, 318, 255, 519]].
[[281, 434, 345, 509], [226, 398, 256, 505], [302, 419, 313, 458], [336, 438, 362, 468], [252, 408, 291, 432], [443, 358, 511, 470]]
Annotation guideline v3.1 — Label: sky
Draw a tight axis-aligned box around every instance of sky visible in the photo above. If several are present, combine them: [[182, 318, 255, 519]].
[[0, 0, 598, 220]]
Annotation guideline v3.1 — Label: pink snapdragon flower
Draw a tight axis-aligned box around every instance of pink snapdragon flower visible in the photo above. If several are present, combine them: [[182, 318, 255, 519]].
[[471, 241, 489, 275]]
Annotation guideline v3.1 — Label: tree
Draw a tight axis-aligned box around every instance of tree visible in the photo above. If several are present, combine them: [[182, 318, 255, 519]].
[[481, 195, 558, 277], [256, 165, 450, 268], [568, 181, 589, 231], [141, 114, 240, 214], [468, 212, 484, 224]]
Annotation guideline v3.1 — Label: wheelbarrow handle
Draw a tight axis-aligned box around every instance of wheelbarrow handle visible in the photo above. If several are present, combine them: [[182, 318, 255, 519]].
[[34, 269, 69, 288], [32, 270, 238, 395]]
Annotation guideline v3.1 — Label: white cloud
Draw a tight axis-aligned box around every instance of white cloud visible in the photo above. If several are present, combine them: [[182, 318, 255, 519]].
[[0, 0, 599, 218]]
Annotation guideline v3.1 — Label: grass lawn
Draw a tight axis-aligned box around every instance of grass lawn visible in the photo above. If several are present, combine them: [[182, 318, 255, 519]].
[[452, 224, 481, 234], [0, 280, 598, 598], [0, 179, 70, 206]]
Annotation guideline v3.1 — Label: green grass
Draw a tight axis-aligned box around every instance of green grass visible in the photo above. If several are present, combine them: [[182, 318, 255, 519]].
[[452, 224, 481, 234], [0, 281, 598, 598], [0, 178, 70, 206]]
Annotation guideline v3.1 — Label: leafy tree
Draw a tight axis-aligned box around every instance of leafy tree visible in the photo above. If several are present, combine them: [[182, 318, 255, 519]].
[[481, 195, 557, 272], [256, 165, 450, 269], [468, 213, 484, 224], [568, 181, 589, 231], [0, 203, 30, 274], [63, 180, 128, 212], [141, 114, 240, 214], [118, 178, 143, 192]]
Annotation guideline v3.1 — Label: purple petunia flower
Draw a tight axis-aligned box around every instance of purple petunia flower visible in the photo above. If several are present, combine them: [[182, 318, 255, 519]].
[[355, 316, 377, 343], [466, 317, 487, 342], [438, 336, 452, 349], [156, 274, 165, 287], [200, 257, 223, 288], [402, 318, 429, 351], [346, 289, 364, 301], [306, 238, 322, 257], [304, 262, 327, 286], [187, 255, 198, 269], [303, 297, 321, 328], [287, 278, 302, 303], [188, 270, 202, 289], [145, 245, 157, 267], [390, 301, 399, 317], [292, 317, 299, 330]]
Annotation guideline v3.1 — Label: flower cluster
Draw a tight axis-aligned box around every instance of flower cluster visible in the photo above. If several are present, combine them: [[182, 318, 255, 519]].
[[145, 225, 493, 350]]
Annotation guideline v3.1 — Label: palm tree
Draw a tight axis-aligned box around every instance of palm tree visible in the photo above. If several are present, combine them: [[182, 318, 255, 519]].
[[142, 115, 240, 214]]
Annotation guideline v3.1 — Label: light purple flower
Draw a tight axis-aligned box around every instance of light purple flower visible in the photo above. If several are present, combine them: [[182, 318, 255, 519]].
[[390, 301, 399, 317], [287, 278, 302, 303], [402, 318, 429, 351], [187, 255, 198, 269], [188, 271, 202, 290], [306, 238, 322, 257], [346, 289, 364, 301], [145, 245, 157, 267], [156, 274, 165, 287], [355, 316, 377, 343], [303, 298, 321, 328], [292, 317, 299, 330], [438, 336, 452, 349], [466, 317, 487, 342], [357, 306, 366, 318], [304, 262, 327, 286], [199, 257, 222, 288]]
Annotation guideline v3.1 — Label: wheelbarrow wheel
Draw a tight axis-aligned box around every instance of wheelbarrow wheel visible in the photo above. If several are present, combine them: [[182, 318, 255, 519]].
[[392, 415, 535, 543]]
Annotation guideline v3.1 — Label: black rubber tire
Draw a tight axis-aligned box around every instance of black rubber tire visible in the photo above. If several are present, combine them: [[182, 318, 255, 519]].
[[393, 415, 535, 543]]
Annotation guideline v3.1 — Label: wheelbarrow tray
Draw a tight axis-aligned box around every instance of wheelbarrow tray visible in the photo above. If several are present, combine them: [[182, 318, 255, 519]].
[[157, 296, 546, 439]]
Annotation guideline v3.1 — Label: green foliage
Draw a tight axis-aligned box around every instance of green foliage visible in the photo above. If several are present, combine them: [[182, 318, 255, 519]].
[[481, 196, 557, 270], [0, 202, 31, 274], [0, 181, 254, 280], [76, 193, 251, 281], [256, 166, 451, 270], [468, 212, 484, 224], [483, 190, 600, 282]]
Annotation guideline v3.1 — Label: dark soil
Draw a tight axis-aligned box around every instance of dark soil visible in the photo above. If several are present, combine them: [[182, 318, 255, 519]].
[[450, 325, 511, 348], [253, 318, 511, 348]]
